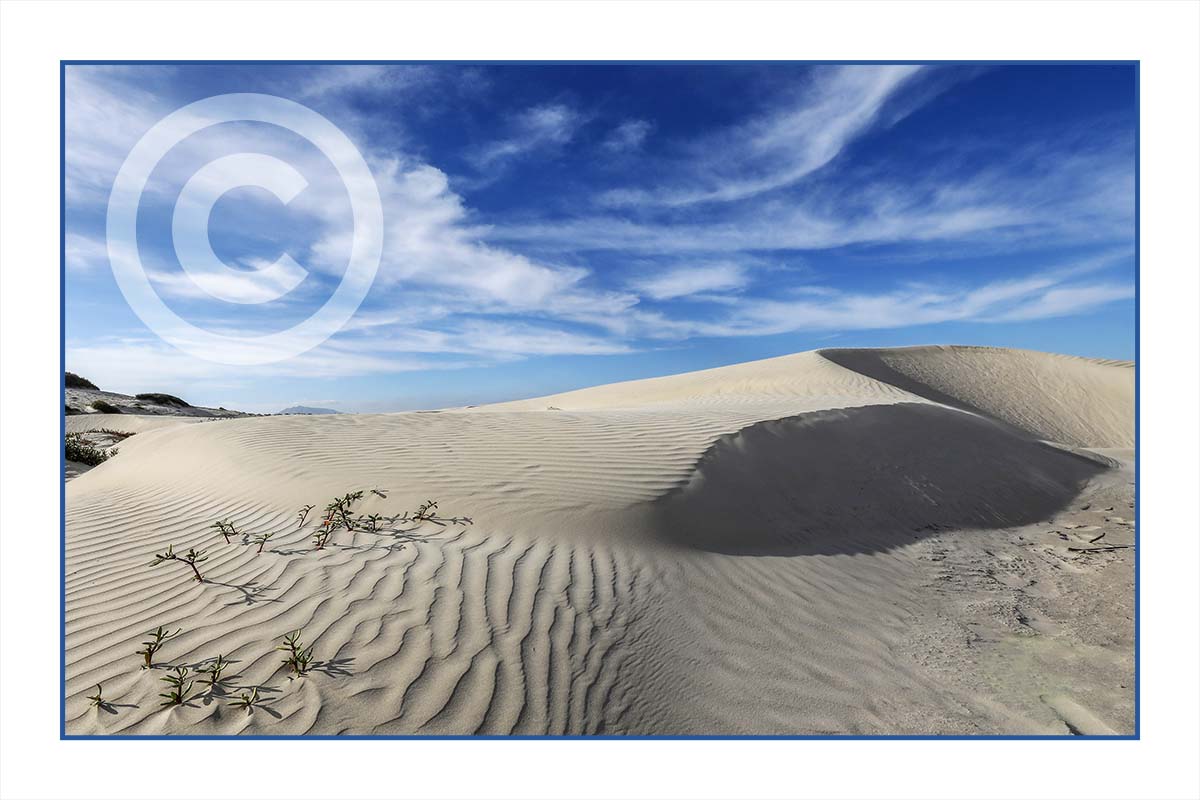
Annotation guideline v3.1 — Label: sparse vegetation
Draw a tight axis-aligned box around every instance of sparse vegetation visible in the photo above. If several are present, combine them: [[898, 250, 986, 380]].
[[158, 666, 193, 707], [229, 686, 260, 713], [325, 490, 365, 531], [65, 433, 109, 466], [412, 499, 439, 521], [94, 427, 135, 440], [297, 504, 315, 528], [252, 532, 275, 553], [91, 399, 123, 414], [150, 544, 208, 582], [277, 630, 314, 678], [86, 684, 104, 708], [199, 654, 232, 689], [311, 519, 335, 550], [135, 392, 190, 407], [136, 625, 181, 669], [65, 372, 99, 390], [358, 513, 383, 533], [211, 519, 241, 544], [370, 488, 388, 499]]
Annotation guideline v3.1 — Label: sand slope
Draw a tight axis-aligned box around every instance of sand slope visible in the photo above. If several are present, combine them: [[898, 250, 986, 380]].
[[64, 346, 1135, 735]]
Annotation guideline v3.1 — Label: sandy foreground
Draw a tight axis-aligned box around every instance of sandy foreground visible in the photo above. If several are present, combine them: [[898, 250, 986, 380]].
[[64, 346, 1135, 735]]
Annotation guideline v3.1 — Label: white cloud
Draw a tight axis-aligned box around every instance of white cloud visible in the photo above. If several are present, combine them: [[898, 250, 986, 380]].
[[470, 103, 583, 169], [64, 67, 164, 205], [293, 64, 437, 100], [602, 119, 652, 153], [618, 266, 1133, 342], [311, 158, 636, 319], [984, 283, 1134, 322], [631, 262, 749, 300], [492, 142, 1132, 257], [599, 65, 923, 208], [65, 232, 109, 273]]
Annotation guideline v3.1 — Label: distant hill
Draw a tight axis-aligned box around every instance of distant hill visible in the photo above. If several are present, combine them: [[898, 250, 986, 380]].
[[279, 405, 344, 415], [64, 372, 253, 418]]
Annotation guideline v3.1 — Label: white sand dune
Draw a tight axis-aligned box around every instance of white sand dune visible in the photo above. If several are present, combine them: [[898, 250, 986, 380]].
[[64, 346, 1135, 735]]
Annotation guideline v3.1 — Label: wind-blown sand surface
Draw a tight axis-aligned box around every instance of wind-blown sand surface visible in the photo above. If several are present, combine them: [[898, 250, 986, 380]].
[[64, 346, 1135, 735]]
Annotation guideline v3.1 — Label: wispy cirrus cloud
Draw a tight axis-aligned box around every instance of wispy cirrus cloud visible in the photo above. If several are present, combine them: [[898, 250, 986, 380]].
[[598, 65, 924, 208], [65, 232, 110, 273], [469, 103, 584, 170], [630, 262, 749, 300], [617, 261, 1134, 342], [602, 119, 653, 153], [493, 138, 1132, 258]]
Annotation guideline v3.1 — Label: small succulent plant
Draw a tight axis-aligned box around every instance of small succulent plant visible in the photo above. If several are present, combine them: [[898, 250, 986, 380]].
[[86, 683, 104, 708], [412, 499, 439, 521], [252, 532, 275, 554], [136, 625, 181, 669], [325, 490, 365, 531], [358, 513, 384, 533], [311, 519, 334, 550], [277, 630, 314, 678], [296, 504, 316, 528], [210, 519, 240, 544], [229, 686, 260, 713], [150, 544, 208, 582], [199, 654, 232, 689], [159, 666, 193, 707], [370, 488, 388, 499]]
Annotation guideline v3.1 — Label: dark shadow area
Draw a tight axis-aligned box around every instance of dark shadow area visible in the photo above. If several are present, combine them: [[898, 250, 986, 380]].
[[310, 656, 355, 678], [210, 579, 281, 606], [96, 701, 138, 714], [819, 348, 996, 421], [653, 403, 1107, 557]]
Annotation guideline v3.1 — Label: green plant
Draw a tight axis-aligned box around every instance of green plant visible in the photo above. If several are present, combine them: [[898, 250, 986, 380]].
[[324, 490, 365, 531], [199, 654, 232, 689], [136, 625, 181, 669], [358, 513, 384, 533], [91, 399, 122, 414], [252, 532, 275, 553], [159, 666, 193, 707], [229, 686, 260, 713], [296, 504, 315, 528], [94, 427, 135, 440], [86, 683, 104, 708], [150, 544, 208, 582], [210, 519, 241, 544], [311, 519, 334, 550], [412, 499, 439, 521], [65, 433, 109, 466], [277, 630, 314, 678], [65, 371, 99, 390]]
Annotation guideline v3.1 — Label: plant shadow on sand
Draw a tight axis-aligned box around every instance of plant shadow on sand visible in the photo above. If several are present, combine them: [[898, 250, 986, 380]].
[[654, 403, 1108, 557], [210, 579, 282, 606]]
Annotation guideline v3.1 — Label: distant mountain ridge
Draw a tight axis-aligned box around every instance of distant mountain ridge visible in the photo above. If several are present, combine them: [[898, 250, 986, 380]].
[[279, 405, 344, 415]]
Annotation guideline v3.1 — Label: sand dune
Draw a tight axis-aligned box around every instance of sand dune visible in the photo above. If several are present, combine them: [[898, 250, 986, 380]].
[[64, 346, 1135, 735]]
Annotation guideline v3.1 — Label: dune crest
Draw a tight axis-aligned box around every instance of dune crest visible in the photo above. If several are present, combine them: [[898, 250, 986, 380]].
[[65, 346, 1135, 735]]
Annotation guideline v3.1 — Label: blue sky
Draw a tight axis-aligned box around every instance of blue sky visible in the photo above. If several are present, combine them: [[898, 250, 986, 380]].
[[65, 63, 1136, 412]]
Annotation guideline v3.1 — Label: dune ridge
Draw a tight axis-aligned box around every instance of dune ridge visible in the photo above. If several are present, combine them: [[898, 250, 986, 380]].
[[64, 346, 1135, 735]]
